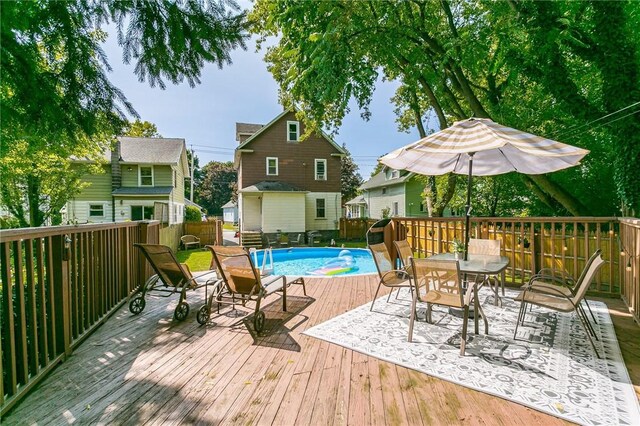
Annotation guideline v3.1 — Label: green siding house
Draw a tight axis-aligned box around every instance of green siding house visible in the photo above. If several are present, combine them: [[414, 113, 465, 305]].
[[346, 168, 429, 219], [64, 137, 189, 225]]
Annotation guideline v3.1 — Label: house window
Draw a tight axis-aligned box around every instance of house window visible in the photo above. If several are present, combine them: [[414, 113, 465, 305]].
[[392, 202, 399, 216], [139, 166, 153, 186], [131, 206, 154, 221], [315, 159, 327, 181], [420, 202, 426, 212], [266, 157, 278, 176], [382, 187, 387, 195], [390, 170, 400, 179], [316, 198, 326, 218], [173, 170, 177, 188], [287, 121, 299, 142], [89, 204, 104, 217]]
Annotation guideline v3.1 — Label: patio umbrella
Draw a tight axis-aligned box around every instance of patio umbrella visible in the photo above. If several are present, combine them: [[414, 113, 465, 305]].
[[379, 118, 589, 260]]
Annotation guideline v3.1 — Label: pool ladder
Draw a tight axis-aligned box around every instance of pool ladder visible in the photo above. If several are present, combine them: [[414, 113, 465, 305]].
[[249, 247, 274, 276]]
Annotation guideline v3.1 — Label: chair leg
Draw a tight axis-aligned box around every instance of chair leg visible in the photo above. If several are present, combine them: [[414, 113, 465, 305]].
[[514, 301, 526, 339], [408, 289, 419, 343], [583, 298, 598, 324], [282, 277, 287, 312], [578, 304, 598, 340], [370, 281, 383, 311], [575, 310, 601, 359], [460, 305, 469, 356]]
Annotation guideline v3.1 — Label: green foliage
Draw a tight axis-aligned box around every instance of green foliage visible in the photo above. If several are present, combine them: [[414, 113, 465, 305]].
[[123, 120, 162, 138], [184, 205, 202, 222], [381, 206, 391, 219], [340, 144, 363, 203], [250, 0, 640, 216], [195, 161, 237, 216], [1, 0, 248, 226], [185, 150, 203, 201]]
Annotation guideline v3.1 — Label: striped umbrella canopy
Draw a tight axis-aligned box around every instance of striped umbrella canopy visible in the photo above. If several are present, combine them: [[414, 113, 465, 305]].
[[379, 118, 589, 259], [380, 118, 589, 176]]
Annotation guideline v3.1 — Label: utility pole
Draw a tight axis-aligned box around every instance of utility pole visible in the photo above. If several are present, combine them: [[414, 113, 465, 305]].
[[190, 146, 195, 202]]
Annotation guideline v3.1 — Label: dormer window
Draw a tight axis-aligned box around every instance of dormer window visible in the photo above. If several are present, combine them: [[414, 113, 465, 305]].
[[315, 159, 327, 180], [287, 121, 300, 142], [390, 170, 400, 179], [139, 166, 154, 186]]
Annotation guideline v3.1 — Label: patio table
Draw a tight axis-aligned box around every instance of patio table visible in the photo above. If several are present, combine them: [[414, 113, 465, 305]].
[[427, 253, 510, 335]]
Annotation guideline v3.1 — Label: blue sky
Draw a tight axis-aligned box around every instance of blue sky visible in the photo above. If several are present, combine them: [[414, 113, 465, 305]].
[[101, 25, 421, 178]]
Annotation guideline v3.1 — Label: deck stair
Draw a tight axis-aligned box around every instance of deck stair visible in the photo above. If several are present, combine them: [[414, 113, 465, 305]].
[[241, 231, 263, 248]]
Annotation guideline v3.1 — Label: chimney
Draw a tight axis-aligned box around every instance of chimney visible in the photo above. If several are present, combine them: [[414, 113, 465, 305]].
[[111, 139, 122, 190]]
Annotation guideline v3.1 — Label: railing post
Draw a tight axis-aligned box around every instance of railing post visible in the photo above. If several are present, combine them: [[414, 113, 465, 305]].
[[51, 235, 71, 357], [138, 221, 150, 286]]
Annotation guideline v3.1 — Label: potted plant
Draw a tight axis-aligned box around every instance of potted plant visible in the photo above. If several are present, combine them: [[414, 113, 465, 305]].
[[451, 238, 464, 259]]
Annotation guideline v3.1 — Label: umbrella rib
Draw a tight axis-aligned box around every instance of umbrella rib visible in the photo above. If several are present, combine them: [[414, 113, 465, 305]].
[[498, 148, 520, 172]]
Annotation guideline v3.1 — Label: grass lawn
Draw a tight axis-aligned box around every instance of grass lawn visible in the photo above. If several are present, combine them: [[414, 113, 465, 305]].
[[176, 249, 212, 271], [222, 222, 237, 231], [335, 239, 367, 249]]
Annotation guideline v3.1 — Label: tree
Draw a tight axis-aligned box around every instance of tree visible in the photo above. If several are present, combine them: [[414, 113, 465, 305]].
[[195, 161, 237, 216], [1, 0, 247, 226], [250, 0, 639, 216], [185, 149, 203, 201], [123, 120, 162, 138], [340, 144, 363, 203]]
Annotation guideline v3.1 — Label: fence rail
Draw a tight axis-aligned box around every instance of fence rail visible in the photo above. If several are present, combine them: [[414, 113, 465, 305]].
[[184, 221, 223, 246], [619, 218, 640, 323], [0, 221, 159, 415], [339, 218, 377, 240], [391, 217, 622, 297]]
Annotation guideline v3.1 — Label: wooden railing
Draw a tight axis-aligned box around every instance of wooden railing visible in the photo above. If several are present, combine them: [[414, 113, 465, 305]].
[[0, 221, 159, 415], [391, 217, 623, 298], [619, 218, 640, 323]]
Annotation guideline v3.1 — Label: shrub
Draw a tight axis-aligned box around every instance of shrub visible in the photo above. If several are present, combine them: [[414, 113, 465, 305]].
[[185, 206, 202, 222]]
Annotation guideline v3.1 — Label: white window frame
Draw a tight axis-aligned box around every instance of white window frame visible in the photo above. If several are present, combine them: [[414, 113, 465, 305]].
[[138, 166, 154, 186], [390, 170, 400, 179], [266, 157, 279, 176], [392, 202, 399, 216], [315, 198, 326, 218], [287, 121, 300, 142], [131, 205, 154, 221], [315, 159, 327, 181], [89, 204, 104, 218]]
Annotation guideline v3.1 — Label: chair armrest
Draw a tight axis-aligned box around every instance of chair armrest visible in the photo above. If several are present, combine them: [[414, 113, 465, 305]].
[[380, 269, 410, 283], [534, 269, 575, 286]]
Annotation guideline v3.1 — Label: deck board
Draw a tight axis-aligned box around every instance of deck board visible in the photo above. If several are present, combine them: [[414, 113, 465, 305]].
[[3, 275, 638, 425]]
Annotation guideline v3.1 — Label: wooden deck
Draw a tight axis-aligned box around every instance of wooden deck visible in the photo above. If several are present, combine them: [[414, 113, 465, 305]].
[[4, 274, 639, 425]]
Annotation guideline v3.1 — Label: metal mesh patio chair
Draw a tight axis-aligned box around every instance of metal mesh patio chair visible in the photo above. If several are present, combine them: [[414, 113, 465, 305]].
[[408, 258, 474, 355], [369, 243, 413, 311], [130, 244, 218, 321], [514, 251, 605, 358], [468, 238, 503, 304]]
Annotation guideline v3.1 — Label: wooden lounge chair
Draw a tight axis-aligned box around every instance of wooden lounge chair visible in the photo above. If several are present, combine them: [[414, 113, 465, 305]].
[[408, 258, 474, 355], [130, 244, 219, 321], [514, 251, 605, 358], [369, 243, 413, 311], [206, 245, 288, 332], [180, 234, 201, 250]]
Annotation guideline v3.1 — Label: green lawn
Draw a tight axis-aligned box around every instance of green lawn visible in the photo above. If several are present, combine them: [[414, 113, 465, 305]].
[[222, 222, 237, 230], [176, 248, 212, 271]]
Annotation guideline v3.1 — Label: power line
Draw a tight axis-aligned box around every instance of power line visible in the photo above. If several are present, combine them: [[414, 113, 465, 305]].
[[563, 108, 640, 141], [553, 100, 640, 139]]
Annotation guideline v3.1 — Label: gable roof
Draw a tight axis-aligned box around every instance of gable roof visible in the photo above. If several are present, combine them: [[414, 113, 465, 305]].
[[116, 137, 186, 165], [236, 109, 346, 155], [359, 170, 414, 190], [345, 195, 366, 205], [236, 123, 263, 140], [221, 200, 237, 209]]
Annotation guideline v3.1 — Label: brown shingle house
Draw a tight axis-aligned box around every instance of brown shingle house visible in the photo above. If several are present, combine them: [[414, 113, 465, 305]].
[[235, 110, 345, 235]]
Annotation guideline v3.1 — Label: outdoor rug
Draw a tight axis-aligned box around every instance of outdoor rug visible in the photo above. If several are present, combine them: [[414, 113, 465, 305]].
[[303, 288, 640, 425]]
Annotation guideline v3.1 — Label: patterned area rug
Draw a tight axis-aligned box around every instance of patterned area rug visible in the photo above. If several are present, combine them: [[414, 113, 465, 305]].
[[303, 288, 640, 425]]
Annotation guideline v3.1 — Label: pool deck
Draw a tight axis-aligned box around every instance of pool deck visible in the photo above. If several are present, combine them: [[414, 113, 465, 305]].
[[4, 274, 639, 425]]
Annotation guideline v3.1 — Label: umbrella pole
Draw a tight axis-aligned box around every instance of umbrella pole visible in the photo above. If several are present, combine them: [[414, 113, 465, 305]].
[[463, 153, 475, 261]]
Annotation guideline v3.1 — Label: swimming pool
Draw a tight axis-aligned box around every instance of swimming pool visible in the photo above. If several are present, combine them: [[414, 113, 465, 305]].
[[252, 247, 377, 277]]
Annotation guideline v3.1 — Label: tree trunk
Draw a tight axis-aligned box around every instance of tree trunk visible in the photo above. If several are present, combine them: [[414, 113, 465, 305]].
[[27, 174, 44, 227], [527, 175, 591, 216]]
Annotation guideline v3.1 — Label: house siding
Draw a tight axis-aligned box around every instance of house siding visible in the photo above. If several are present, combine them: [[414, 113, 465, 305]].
[[365, 184, 406, 219], [261, 193, 306, 233], [239, 112, 341, 193], [405, 178, 429, 217], [65, 200, 113, 223], [305, 192, 341, 231], [72, 166, 112, 201]]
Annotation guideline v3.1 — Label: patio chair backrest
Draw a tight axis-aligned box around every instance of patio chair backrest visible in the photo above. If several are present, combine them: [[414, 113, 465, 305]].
[[369, 243, 394, 276], [573, 249, 602, 289], [210, 246, 261, 296], [571, 252, 605, 304], [394, 240, 413, 270], [468, 238, 501, 256], [411, 258, 466, 306], [135, 244, 192, 287]]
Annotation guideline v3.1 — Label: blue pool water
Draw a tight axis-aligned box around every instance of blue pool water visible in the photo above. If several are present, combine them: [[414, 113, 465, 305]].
[[252, 247, 376, 277]]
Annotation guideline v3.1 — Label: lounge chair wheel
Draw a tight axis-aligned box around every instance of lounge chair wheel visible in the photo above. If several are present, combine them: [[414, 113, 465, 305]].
[[197, 305, 210, 325], [129, 296, 145, 315], [254, 311, 265, 332], [174, 302, 190, 321]]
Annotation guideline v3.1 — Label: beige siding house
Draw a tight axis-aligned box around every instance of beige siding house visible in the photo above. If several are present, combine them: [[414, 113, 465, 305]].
[[235, 110, 345, 239], [65, 137, 189, 225]]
